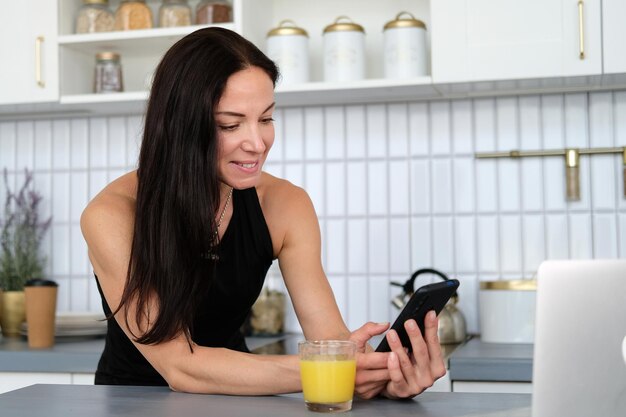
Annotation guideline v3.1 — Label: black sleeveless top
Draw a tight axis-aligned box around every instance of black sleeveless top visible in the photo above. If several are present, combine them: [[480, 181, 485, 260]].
[[94, 187, 274, 386]]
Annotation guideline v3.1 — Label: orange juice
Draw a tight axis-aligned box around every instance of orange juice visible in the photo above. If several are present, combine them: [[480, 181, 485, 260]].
[[300, 359, 356, 403]]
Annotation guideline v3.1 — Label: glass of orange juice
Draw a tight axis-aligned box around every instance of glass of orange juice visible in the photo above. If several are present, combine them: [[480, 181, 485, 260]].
[[298, 340, 357, 413]]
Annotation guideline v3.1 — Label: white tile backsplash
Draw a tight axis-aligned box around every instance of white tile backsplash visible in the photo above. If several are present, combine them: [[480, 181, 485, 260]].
[[564, 94, 589, 148], [324, 106, 345, 159], [326, 162, 345, 216], [409, 102, 429, 156], [388, 103, 409, 157], [326, 220, 346, 274], [304, 107, 324, 160], [345, 106, 366, 158], [34, 120, 52, 170], [366, 104, 386, 158], [107, 117, 127, 167], [368, 219, 389, 274], [16, 121, 34, 170], [2, 91, 625, 336], [283, 108, 304, 161], [70, 119, 88, 169], [0, 122, 16, 170], [451, 100, 473, 155], [430, 101, 451, 155]]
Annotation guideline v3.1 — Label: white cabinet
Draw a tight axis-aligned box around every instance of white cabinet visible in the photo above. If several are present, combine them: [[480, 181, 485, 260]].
[[54, 0, 436, 112], [0, 0, 59, 105], [602, 0, 626, 74], [430, 0, 602, 83]]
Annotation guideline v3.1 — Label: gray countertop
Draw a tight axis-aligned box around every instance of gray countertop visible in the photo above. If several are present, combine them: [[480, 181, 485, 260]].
[[448, 338, 534, 382], [0, 335, 534, 383], [0, 384, 531, 417], [0, 335, 288, 373]]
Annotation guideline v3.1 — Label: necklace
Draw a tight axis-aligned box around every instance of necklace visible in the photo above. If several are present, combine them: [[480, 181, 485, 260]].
[[215, 186, 233, 236], [204, 186, 233, 260]]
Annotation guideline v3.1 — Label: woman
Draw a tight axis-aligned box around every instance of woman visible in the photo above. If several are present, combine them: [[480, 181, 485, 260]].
[[80, 27, 445, 398]]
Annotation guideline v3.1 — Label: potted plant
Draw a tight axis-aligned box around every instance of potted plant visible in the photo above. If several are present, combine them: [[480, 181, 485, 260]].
[[0, 168, 52, 337]]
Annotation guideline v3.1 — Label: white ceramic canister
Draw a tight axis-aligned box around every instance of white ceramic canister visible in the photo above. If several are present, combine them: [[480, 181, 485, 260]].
[[323, 16, 366, 82], [479, 279, 537, 344], [383, 11, 428, 79], [266, 20, 309, 86]]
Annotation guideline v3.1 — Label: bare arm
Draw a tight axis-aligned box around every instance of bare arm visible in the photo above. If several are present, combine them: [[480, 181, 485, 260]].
[[81, 197, 301, 395]]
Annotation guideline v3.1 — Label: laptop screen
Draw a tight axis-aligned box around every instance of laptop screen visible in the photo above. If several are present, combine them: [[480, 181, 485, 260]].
[[532, 260, 626, 417]]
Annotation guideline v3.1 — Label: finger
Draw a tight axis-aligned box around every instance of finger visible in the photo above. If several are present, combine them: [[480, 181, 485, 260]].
[[387, 351, 406, 385], [355, 368, 390, 385], [386, 329, 418, 387], [423, 311, 447, 379], [356, 382, 386, 400], [405, 319, 430, 369], [350, 322, 390, 352], [356, 351, 390, 371]]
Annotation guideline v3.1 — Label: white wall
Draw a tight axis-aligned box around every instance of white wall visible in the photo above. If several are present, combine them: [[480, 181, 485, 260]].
[[1, 91, 625, 335]]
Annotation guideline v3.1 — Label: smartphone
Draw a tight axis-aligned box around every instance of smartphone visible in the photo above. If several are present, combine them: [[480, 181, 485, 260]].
[[375, 279, 460, 352]]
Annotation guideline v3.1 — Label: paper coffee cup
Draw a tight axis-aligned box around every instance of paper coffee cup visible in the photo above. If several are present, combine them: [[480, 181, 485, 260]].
[[25, 279, 58, 349]]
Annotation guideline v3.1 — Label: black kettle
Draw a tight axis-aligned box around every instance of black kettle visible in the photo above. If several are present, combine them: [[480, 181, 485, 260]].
[[391, 268, 467, 344]]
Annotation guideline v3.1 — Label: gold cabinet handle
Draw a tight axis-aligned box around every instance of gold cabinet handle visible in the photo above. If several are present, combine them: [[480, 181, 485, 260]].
[[578, 0, 585, 60], [35, 36, 45, 88]]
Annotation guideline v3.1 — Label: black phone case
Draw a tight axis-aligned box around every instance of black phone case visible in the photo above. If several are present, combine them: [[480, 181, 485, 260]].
[[375, 279, 460, 352]]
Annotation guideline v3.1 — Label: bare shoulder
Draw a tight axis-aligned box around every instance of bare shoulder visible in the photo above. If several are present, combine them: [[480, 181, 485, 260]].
[[257, 172, 319, 256], [257, 172, 314, 216], [80, 172, 137, 277]]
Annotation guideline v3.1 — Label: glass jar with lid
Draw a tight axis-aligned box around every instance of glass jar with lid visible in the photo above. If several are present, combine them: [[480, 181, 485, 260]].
[[115, 0, 153, 31], [75, 0, 115, 34], [94, 52, 123, 93], [159, 0, 192, 27], [196, 1, 232, 25]]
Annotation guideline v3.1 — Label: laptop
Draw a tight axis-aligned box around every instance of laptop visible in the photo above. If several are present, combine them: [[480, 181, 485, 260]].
[[532, 260, 626, 417]]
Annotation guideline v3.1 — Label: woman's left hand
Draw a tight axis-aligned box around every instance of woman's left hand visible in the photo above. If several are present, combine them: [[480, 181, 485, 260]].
[[381, 310, 447, 399]]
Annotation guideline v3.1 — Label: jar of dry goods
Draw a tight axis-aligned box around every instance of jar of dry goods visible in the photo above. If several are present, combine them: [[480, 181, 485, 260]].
[[159, 0, 192, 27], [266, 20, 309, 86], [75, 0, 115, 34], [94, 52, 123, 93], [115, 0, 153, 31], [323, 16, 366, 82], [196, 1, 232, 25], [383, 11, 428, 79]]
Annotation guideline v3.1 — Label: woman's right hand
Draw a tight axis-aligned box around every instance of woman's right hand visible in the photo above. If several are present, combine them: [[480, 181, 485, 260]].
[[349, 322, 392, 399]]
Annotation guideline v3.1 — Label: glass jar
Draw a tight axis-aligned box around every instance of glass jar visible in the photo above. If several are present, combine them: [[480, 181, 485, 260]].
[[196, 1, 232, 25], [115, 0, 153, 31], [159, 0, 192, 27], [75, 0, 115, 34], [94, 52, 123, 93]]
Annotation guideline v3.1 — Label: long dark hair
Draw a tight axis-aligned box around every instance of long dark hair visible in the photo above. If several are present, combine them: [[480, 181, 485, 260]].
[[115, 28, 278, 347]]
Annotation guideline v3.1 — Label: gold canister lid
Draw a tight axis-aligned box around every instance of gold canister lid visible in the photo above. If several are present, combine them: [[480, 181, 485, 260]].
[[267, 20, 308, 37], [323, 16, 365, 34], [96, 52, 120, 61], [480, 279, 537, 291], [384, 11, 426, 31]]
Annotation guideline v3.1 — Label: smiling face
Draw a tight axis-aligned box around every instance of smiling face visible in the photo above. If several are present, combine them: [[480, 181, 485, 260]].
[[215, 66, 275, 190]]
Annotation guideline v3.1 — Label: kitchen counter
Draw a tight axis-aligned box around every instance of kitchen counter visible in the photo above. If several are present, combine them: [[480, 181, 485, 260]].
[[0, 384, 531, 417], [448, 338, 533, 382], [0, 335, 287, 373], [0, 334, 533, 383]]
